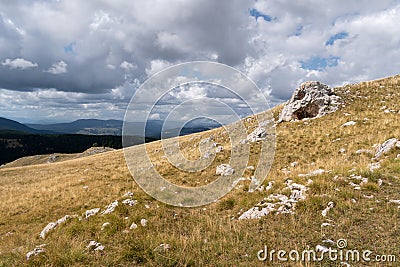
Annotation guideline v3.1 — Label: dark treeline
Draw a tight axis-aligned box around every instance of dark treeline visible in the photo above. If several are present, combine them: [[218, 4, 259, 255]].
[[0, 131, 154, 165]]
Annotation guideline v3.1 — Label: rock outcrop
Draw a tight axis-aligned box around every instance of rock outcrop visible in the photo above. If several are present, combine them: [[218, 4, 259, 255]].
[[374, 138, 400, 159], [279, 81, 341, 122]]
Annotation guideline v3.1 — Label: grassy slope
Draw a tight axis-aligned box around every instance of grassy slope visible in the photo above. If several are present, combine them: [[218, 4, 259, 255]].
[[2, 147, 116, 168], [0, 75, 399, 266]]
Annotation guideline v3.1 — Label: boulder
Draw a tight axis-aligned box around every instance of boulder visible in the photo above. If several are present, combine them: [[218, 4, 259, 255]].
[[279, 81, 341, 122]]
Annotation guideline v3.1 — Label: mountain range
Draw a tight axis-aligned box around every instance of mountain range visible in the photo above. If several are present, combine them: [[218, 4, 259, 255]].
[[0, 117, 221, 138]]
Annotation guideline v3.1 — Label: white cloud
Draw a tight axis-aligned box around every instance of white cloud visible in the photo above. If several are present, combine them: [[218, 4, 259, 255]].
[[0, 1, 399, 122], [120, 61, 136, 71], [46, 61, 68, 74], [145, 60, 172, 76], [1, 58, 38, 70]]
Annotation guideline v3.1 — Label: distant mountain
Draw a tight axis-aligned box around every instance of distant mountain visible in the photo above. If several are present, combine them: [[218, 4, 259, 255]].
[[0, 117, 52, 134], [0, 117, 223, 138], [27, 119, 124, 136]]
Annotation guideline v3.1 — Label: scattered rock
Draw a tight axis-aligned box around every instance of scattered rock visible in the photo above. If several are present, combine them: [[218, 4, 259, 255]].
[[290, 161, 299, 167], [368, 162, 381, 172], [154, 243, 170, 253], [101, 200, 118, 215], [278, 81, 341, 122], [122, 192, 134, 198], [341, 121, 356, 127], [87, 241, 104, 252], [140, 218, 148, 226], [40, 215, 77, 239], [265, 181, 274, 191], [298, 169, 326, 177], [85, 208, 100, 219], [216, 164, 235, 176], [315, 245, 329, 253], [101, 222, 110, 230], [348, 174, 368, 190], [355, 149, 373, 155], [247, 127, 267, 142], [5, 231, 14, 237], [239, 180, 309, 219], [122, 199, 137, 207], [26, 244, 46, 260], [238, 205, 275, 220], [81, 147, 115, 157], [129, 223, 138, 230], [47, 154, 59, 163], [374, 138, 399, 158], [321, 202, 334, 217]]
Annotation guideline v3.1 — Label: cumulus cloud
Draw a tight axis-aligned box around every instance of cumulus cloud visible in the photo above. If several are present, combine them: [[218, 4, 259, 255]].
[[2, 58, 38, 70], [0, 0, 399, 122], [46, 61, 68, 74], [120, 61, 136, 71]]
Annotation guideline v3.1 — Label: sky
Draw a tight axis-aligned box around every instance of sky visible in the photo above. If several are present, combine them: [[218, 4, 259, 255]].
[[0, 0, 400, 123]]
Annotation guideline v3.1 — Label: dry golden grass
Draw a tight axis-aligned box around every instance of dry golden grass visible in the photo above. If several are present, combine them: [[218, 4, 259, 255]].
[[0, 75, 399, 266]]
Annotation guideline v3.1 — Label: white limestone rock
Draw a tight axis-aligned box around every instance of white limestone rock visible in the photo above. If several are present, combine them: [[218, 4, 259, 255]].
[[216, 164, 235, 176], [279, 81, 341, 122]]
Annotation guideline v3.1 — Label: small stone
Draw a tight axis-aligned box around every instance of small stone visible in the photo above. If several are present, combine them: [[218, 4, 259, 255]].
[[101, 222, 110, 230], [154, 243, 170, 253], [216, 164, 235, 176], [26, 244, 46, 260], [247, 127, 267, 142], [140, 219, 147, 226], [85, 208, 100, 219], [368, 162, 381, 172], [290, 161, 299, 167], [341, 121, 356, 127], [101, 200, 118, 215], [321, 202, 334, 217]]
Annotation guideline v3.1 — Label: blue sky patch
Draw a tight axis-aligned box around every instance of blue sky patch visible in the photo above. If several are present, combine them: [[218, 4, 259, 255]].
[[249, 8, 272, 22], [300, 56, 340, 70], [64, 42, 75, 53], [325, 31, 348, 46]]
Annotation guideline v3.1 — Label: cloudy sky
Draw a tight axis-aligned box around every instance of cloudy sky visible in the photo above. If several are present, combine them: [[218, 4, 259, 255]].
[[1, 0, 399, 123]]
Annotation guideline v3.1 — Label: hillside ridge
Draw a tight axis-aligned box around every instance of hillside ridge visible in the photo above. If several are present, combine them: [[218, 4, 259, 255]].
[[0, 74, 399, 266]]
